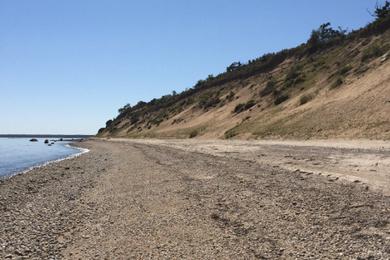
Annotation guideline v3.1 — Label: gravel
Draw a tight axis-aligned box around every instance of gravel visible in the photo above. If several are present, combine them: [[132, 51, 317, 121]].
[[0, 140, 389, 259]]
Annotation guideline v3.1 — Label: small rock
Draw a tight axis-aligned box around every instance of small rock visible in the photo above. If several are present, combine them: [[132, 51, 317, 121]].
[[14, 249, 23, 256]]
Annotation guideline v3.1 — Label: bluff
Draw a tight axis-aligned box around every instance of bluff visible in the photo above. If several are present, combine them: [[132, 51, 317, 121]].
[[98, 5, 390, 140]]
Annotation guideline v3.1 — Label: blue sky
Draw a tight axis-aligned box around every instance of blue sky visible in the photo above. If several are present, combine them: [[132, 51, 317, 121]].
[[0, 0, 380, 134]]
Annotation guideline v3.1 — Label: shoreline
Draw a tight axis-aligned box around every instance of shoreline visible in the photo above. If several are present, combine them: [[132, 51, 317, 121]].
[[0, 140, 101, 259], [0, 142, 90, 181], [1, 139, 389, 259]]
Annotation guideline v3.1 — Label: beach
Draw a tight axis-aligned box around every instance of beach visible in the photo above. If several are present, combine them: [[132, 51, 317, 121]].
[[0, 139, 389, 259]]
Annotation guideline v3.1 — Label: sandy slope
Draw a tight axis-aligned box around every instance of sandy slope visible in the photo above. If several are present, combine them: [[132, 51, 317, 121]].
[[100, 47, 390, 140], [0, 139, 389, 259]]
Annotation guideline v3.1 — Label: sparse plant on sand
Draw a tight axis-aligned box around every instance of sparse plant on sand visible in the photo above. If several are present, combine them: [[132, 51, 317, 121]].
[[274, 94, 289, 105], [361, 45, 386, 62], [189, 129, 199, 138], [330, 77, 344, 89], [260, 78, 276, 96], [233, 100, 256, 114], [299, 94, 313, 105]]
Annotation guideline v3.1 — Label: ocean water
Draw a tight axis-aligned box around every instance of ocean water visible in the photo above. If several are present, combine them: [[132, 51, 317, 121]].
[[0, 138, 86, 178]]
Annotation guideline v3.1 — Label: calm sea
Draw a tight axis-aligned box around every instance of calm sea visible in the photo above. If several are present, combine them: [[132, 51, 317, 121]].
[[0, 138, 86, 178]]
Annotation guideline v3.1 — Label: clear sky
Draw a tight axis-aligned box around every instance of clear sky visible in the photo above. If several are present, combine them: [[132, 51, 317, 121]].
[[0, 0, 381, 134]]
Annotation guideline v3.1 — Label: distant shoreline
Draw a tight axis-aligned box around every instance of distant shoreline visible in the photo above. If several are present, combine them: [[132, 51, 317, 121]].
[[0, 134, 93, 138]]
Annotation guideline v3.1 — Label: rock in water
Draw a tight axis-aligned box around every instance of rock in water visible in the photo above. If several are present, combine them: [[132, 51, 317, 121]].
[[44, 139, 49, 144], [29, 138, 38, 142]]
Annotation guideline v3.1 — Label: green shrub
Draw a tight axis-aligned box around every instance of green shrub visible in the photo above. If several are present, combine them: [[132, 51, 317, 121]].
[[354, 65, 369, 75], [233, 103, 245, 113], [242, 116, 251, 122], [224, 129, 237, 139], [150, 117, 163, 126], [150, 111, 169, 126], [172, 118, 184, 125], [299, 94, 313, 105], [198, 95, 221, 109], [226, 91, 235, 101], [233, 100, 256, 114], [361, 45, 385, 62], [130, 114, 140, 124], [189, 129, 199, 138], [105, 120, 113, 127], [286, 66, 300, 81], [274, 94, 289, 105], [374, 1, 390, 20], [338, 65, 352, 75], [284, 66, 305, 88], [330, 77, 344, 89], [260, 79, 276, 96]]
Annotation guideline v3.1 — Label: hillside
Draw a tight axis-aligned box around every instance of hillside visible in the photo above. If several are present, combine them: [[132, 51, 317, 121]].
[[98, 6, 390, 140]]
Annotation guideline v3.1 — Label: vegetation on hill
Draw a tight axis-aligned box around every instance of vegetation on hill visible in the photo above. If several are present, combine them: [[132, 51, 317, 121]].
[[98, 2, 390, 140]]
